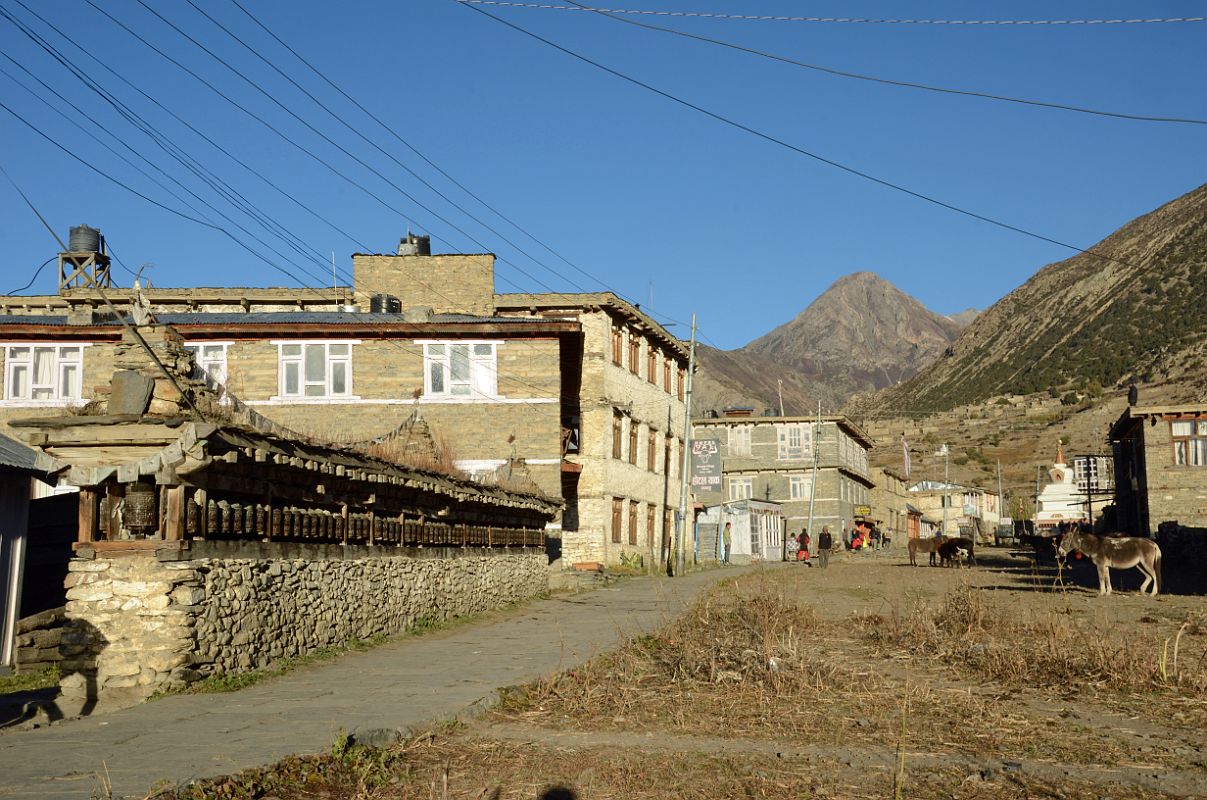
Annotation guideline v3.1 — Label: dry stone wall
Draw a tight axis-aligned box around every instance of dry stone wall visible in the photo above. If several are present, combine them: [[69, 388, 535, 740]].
[[59, 547, 547, 711]]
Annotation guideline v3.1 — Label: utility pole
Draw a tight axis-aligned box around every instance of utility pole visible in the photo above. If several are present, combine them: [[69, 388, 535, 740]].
[[805, 400, 821, 551], [938, 444, 950, 537], [777, 380, 785, 417], [997, 459, 1004, 538], [674, 313, 697, 577]]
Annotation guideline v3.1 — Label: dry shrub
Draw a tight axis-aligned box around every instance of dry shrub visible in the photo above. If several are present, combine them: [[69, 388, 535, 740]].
[[502, 575, 874, 735], [857, 586, 1207, 697]]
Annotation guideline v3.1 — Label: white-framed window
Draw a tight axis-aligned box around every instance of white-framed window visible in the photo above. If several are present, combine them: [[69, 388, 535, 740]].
[[728, 476, 753, 501], [185, 342, 230, 402], [3, 344, 86, 404], [277, 341, 354, 399], [729, 424, 752, 457], [423, 342, 498, 399], [777, 423, 811, 460], [789, 474, 812, 500]]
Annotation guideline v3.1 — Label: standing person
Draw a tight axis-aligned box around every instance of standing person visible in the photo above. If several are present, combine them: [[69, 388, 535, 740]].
[[722, 522, 732, 564], [818, 526, 832, 569]]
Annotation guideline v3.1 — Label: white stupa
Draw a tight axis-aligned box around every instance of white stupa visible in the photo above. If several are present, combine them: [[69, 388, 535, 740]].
[[1035, 441, 1087, 532]]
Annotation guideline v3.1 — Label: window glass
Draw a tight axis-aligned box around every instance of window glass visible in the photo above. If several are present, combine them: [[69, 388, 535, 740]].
[[331, 362, 347, 395], [10, 365, 28, 398], [450, 345, 470, 382], [281, 343, 302, 357], [284, 361, 299, 395], [473, 343, 492, 356], [1172, 421, 1193, 436], [304, 344, 325, 383], [429, 361, 445, 394], [328, 343, 350, 357]]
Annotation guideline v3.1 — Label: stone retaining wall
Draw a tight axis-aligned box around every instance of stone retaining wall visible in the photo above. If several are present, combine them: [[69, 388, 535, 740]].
[[60, 546, 547, 711]]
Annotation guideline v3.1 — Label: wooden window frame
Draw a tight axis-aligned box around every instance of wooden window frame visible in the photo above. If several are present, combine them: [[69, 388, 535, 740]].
[[663, 358, 672, 394], [648, 428, 658, 472], [613, 410, 624, 460], [628, 499, 639, 545], [629, 422, 639, 466], [611, 326, 623, 367], [629, 335, 641, 376], [677, 367, 686, 401], [646, 504, 656, 548], [1170, 418, 1207, 467], [612, 497, 623, 543], [647, 348, 658, 384]]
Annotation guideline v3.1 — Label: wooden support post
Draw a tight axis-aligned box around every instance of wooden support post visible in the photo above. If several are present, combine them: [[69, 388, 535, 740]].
[[163, 485, 186, 541], [368, 511, 377, 547], [78, 488, 98, 544], [104, 483, 122, 540], [341, 504, 349, 546]]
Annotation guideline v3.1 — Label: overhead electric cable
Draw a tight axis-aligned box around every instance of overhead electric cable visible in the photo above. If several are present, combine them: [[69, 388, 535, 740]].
[[454, 2, 1207, 26], [458, 2, 1150, 273], [7, 257, 54, 295], [561, 0, 1207, 126], [8, 0, 376, 256], [182, 0, 595, 296], [117, 0, 563, 294], [227, 0, 645, 302]]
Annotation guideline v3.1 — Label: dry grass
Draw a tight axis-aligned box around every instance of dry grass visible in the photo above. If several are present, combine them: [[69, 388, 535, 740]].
[[146, 570, 1207, 799], [857, 585, 1207, 698]]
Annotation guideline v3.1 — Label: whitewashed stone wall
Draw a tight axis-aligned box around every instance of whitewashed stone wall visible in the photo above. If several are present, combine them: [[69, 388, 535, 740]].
[[59, 548, 547, 711]]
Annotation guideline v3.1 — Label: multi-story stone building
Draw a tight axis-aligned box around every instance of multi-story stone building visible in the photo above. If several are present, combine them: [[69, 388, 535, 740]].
[[869, 466, 910, 544], [0, 234, 577, 524], [1111, 403, 1207, 534], [908, 481, 1000, 540], [690, 412, 875, 546], [493, 293, 689, 567], [0, 231, 690, 568]]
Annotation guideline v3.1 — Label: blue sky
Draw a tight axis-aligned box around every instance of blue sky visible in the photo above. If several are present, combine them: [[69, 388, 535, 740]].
[[1, 1, 1204, 348]]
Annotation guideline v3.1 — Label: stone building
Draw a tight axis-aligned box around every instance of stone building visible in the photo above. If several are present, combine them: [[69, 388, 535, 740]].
[[0, 230, 693, 568], [1110, 403, 1207, 535], [869, 466, 910, 543], [0, 238, 579, 521], [690, 412, 875, 548], [908, 481, 1001, 540], [493, 293, 690, 567]]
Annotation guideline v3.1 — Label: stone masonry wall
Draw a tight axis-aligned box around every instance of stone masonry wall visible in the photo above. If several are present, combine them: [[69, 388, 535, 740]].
[[59, 548, 547, 711], [352, 254, 495, 316]]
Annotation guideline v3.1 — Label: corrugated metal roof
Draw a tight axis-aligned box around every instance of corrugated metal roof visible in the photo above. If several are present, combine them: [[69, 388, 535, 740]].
[[0, 433, 41, 474], [0, 312, 562, 327]]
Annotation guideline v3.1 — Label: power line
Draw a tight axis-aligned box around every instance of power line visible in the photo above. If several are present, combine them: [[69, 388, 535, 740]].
[[181, 0, 596, 298], [459, 2, 1152, 274], [453, 2, 1207, 26], [7, 257, 54, 294], [227, 0, 690, 327], [119, 0, 565, 295], [561, 0, 1207, 126]]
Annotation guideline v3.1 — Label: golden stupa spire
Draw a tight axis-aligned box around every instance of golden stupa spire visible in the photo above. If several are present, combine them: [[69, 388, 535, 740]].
[[1056, 439, 1065, 465]]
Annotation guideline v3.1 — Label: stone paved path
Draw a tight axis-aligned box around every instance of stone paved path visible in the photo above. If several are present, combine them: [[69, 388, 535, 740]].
[[0, 566, 750, 799]]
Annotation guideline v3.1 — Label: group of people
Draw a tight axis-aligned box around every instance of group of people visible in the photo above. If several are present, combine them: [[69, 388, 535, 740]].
[[786, 525, 833, 568]]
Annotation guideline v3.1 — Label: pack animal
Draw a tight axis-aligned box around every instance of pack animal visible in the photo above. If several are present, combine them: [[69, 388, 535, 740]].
[[907, 537, 943, 566], [1057, 530, 1161, 596], [938, 537, 976, 568]]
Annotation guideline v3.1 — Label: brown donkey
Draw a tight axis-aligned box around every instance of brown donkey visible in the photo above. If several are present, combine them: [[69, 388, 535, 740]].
[[1057, 530, 1162, 596], [908, 537, 942, 566]]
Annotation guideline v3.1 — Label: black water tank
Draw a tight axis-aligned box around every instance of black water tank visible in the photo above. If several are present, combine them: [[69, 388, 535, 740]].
[[369, 294, 402, 314], [69, 224, 102, 253]]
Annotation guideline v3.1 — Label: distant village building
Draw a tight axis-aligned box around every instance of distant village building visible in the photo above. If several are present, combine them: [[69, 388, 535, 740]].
[[697, 499, 784, 564], [908, 480, 1000, 540], [690, 412, 874, 549], [869, 466, 910, 544], [1110, 403, 1207, 535]]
